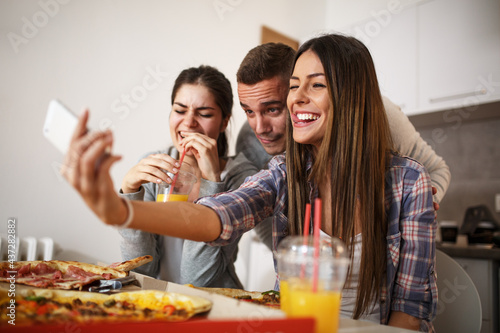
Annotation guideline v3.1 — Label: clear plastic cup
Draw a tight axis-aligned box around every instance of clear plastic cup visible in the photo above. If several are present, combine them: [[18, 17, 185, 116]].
[[277, 236, 349, 333], [156, 163, 197, 202]]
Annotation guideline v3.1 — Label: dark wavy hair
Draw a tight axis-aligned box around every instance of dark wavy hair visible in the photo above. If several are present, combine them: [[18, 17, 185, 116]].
[[171, 65, 233, 157]]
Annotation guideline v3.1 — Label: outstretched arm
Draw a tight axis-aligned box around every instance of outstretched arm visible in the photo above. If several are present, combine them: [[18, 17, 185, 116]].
[[61, 109, 221, 242]]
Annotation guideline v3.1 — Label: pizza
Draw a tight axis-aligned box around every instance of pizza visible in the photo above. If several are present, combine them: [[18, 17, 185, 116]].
[[107, 255, 153, 271], [0, 287, 211, 325], [193, 287, 280, 308], [0, 256, 152, 290]]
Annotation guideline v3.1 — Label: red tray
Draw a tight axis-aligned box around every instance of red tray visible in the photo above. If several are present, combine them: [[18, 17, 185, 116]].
[[2, 318, 315, 333]]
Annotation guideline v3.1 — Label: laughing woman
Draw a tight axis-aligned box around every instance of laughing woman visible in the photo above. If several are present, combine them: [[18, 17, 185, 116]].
[[63, 34, 437, 332], [118, 65, 257, 288]]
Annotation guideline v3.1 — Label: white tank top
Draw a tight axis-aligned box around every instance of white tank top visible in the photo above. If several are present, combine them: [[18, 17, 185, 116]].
[[320, 230, 381, 323]]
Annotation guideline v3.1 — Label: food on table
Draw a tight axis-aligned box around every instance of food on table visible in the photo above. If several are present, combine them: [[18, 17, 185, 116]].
[[0, 256, 152, 290], [192, 286, 280, 308], [0, 287, 211, 325]]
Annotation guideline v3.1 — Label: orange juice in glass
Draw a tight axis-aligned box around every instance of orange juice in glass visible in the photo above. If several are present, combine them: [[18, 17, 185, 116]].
[[156, 193, 189, 202], [278, 236, 348, 333], [156, 167, 197, 202]]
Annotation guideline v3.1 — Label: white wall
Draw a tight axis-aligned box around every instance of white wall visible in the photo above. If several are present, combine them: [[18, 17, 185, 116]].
[[0, 0, 327, 264]]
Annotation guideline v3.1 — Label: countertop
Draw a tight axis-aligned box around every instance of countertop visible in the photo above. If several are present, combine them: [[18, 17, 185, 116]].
[[437, 243, 500, 260]]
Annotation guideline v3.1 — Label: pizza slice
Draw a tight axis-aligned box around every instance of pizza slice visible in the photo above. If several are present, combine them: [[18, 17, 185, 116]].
[[193, 287, 280, 308], [107, 255, 153, 271], [0, 255, 152, 290], [0, 287, 212, 325]]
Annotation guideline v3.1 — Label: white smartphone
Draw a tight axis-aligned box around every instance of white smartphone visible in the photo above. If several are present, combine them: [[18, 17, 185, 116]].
[[43, 99, 79, 154]]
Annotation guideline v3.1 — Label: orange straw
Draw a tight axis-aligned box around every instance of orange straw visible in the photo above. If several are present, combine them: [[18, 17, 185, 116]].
[[168, 148, 187, 198], [300, 203, 311, 279], [312, 198, 322, 292]]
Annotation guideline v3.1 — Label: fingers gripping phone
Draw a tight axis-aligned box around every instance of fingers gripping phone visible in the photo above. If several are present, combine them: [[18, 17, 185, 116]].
[[43, 100, 110, 171], [43, 100, 81, 154]]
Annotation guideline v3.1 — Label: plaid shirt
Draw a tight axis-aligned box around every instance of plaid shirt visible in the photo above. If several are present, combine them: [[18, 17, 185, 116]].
[[198, 153, 437, 332]]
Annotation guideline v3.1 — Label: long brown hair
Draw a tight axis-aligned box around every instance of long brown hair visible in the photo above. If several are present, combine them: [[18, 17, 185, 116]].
[[286, 34, 393, 318]]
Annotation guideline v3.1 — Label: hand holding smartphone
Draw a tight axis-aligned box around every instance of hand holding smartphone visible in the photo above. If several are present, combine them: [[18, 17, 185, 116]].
[[43, 99, 82, 154], [44, 100, 125, 227], [43, 99, 113, 173]]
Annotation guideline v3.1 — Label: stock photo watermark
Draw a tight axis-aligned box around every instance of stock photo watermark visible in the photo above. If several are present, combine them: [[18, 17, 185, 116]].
[[213, 0, 244, 21], [50, 64, 170, 181], [427, 73, 500, 148], [346, 0, 433, 47], [5, 218, 17, 325], [350, 0, 403, 46], [436, 276, 468, 315], [99, 65, 171, 130], [6, 0, 72, 54]]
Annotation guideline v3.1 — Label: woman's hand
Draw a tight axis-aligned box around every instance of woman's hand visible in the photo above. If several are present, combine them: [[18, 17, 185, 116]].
[[432, 187, 440, 211], [121, 153, 180, 193], [61, 109, 127, 226], [180, 132, 222, 182]]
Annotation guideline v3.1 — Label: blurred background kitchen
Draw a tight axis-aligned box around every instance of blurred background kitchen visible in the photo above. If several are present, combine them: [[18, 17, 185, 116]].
[[1, 0, 499, 331]]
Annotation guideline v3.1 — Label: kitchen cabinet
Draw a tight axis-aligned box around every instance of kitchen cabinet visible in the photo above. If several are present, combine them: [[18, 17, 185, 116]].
[[438, 245, 500, 333], [454, 257, 498, 333], [418, 0, 500, 113], [338, 0, 500, 115]]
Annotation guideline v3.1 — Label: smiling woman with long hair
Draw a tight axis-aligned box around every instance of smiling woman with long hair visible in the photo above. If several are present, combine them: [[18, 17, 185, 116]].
[[63, 34, 437, 332], [286, 35, 392, 321]]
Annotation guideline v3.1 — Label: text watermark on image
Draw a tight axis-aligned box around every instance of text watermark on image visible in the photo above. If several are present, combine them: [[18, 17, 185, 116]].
[[427, 73, 499, 149], [346, 0, 433, 47], [213, 0, 244, 21], [100, 65, 171, 131], [50, 64, 170, 181], [6, 218, 17, 325], [7, 0, 72, 54], [436, 276, 468, 315]]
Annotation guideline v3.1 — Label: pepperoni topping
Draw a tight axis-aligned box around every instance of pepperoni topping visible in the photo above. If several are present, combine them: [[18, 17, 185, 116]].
[[32, 263, 58, 275], [17, 264, 32, 277], [53, 270, 63, 280], [65, 265, 101, 281], [0, 269, 9, 278]]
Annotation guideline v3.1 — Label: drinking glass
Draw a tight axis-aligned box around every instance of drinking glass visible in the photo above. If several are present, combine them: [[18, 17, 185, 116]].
[[277, 236, 349, 333], [156, 163, 197, 202]]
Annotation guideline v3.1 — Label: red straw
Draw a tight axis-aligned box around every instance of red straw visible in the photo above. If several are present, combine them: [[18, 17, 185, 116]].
[[300, 203, 311, 279], [312, 198, 322, 292], [168, 148, 187, 197], [303, 203, 311, 238]]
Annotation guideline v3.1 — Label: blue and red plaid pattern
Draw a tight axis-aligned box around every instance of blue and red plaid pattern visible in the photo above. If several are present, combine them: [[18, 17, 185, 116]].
[[197, 152, 437, 332]]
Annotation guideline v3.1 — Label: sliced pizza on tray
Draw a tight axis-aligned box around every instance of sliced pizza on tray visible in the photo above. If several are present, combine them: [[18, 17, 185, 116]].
[[0, 255, 152, 290], [193, 287, 280, 308], [0, 287, 212, 325]]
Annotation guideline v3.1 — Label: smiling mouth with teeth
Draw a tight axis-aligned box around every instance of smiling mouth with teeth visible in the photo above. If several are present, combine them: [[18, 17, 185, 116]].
[[296, 113, 319, 121]]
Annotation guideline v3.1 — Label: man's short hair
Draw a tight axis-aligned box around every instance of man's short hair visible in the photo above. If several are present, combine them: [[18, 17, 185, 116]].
[[236, 43, 296, 85]]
